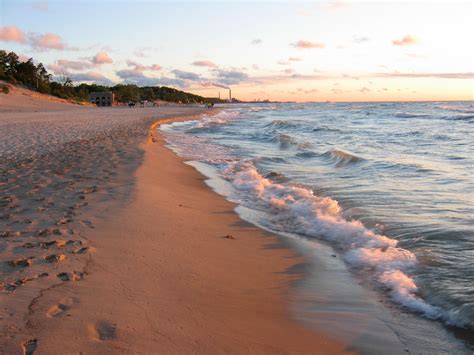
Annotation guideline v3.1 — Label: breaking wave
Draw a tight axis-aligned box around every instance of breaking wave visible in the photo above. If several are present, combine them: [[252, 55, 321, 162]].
[[221, 160, 470, 328]]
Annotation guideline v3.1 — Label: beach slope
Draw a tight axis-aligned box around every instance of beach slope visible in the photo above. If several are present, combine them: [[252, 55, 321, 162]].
[[17, 115, 350, 353]]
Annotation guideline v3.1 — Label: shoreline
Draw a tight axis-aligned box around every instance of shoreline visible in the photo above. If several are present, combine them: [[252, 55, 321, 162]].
[[2, 108, 350, 353], [157, 111, 473, 354]]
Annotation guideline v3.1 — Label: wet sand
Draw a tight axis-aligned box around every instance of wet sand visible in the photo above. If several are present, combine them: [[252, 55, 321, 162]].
[[0, 102, 350, 353]]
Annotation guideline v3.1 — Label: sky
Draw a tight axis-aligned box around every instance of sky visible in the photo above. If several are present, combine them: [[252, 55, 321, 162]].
[[1, 0, 473, 102]]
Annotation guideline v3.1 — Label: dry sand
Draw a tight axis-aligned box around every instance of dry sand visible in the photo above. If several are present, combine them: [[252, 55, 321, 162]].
[[0, 82, 91, 113], [0, 91, 350, 354]]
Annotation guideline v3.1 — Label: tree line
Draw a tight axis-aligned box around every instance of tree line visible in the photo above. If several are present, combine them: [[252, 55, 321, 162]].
[[0, 50, 226, 104]]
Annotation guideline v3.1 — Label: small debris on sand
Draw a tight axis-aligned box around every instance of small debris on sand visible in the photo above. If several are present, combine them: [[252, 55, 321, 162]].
[[83, 186, 98, 194], [22, 242, 36, 249], [223, 234, 235, 240], [0, 231, 21, 238], [8, 257, 34, 267], [74, 247, 90, 254], [45, 254, 66, 263], [66, 239, 82, 246], [57, 271, 84, 281], [37, 229, 50, 237]]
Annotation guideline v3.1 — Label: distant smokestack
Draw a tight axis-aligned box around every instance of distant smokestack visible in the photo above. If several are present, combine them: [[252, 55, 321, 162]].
[[228, 88, 231, 102], [218, 91, 220, 99]]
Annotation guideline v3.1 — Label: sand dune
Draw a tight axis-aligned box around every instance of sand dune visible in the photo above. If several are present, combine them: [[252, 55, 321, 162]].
[[0, 83, 90, 113]]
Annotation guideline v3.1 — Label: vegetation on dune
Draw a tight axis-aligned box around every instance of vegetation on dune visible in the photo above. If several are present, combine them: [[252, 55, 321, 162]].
[[0, 49, 226, 104]]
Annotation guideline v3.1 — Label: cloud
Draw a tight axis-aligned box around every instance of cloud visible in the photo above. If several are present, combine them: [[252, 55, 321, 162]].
[[48, 53, 114, 74], [291, 40, 325, 49], [213, 69, 248, 85], [392, 35, 418, 46], [406, 53, 427, 59], [93, 51, 113, 65], [277, 60, 291, 66], [116, 68, 145, 80], [172, 69, 201, 81], [0, 26, 75, 51], [342, 73, 360, 80], [298, 88, 319, 94], [125, 60, 162, 72], [192, 60, 217, 68], [249, 73, 333, 86], [116, 68, 184, 87], [0, 26, 26, 43], [353, 35, 370, 44], [359, 86, 370, 93], [283, 68, 295, 74], [149, 64, 162, 71], [68, 71, 114, 86], [251, 38, 262, 45], [288, 56, 302, 62], [372, 72, 474, 79], [321, 1, 350, 11], [29, 32, 66, 50], [55, 59, 93, 71], [32, 1, 48, 12]]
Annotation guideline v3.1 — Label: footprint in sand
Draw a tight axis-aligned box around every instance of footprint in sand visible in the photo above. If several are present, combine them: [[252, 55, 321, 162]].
[[46, 297, 74, 318], [88, 321, 117, 341], [22, 339, 37, 355]]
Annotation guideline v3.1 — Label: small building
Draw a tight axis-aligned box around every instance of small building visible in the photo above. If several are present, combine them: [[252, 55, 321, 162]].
[[89, 92, 114, 107]]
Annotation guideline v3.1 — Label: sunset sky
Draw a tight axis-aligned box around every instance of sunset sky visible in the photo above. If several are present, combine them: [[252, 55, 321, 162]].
[[1, 0, 473, 101]]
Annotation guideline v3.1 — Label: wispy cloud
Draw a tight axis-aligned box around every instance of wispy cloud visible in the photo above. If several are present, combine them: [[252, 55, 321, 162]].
[[373, 72, 473, 79], [353, 35, 370, 44], [55, 59, 92, 71], [320, 1, 350, 11], [392, 35, 418, 46], [298, 88, 319, 94], [251, 38, 262, 45], [31, 1, 48, 12], [116, 67, 184, 87], [288, 56, 302, 62], [126, 60, 162, 72], [191, 60, 217, 68], [291, 40, 325, 49]]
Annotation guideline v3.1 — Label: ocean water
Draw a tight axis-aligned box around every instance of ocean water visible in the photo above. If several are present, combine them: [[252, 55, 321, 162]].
[[161, 102, 473, 349]]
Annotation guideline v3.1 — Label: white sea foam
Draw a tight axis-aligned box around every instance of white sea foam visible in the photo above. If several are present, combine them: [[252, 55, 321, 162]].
[[191, 110, 240, 129], [222, 160, 445, 320]]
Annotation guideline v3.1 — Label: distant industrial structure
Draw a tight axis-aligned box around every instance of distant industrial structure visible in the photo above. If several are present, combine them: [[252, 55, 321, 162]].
[[217, 88, 232, 102], [88, 92, 114, 107]]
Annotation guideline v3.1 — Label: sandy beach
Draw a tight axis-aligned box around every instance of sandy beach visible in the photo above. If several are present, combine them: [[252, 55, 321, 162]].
[[0, 98, 349, 353]]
